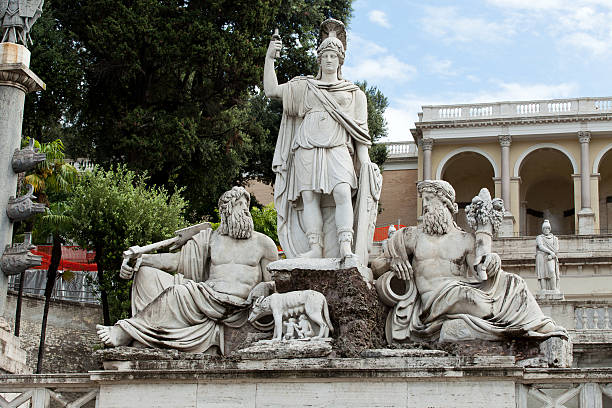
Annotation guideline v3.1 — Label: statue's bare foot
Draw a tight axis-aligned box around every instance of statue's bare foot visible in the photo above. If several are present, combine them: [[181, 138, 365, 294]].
[[96, 324, 132, 347]]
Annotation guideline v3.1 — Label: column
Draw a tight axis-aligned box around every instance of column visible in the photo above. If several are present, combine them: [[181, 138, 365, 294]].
[[498, 134, 515, 237], [421, 138, 434, 180], [577, 131, 595, 235], [498, 135, 511, 207], [0, 42, 45, 374]]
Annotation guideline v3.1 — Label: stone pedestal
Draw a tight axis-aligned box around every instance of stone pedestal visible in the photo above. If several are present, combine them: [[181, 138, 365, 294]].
[[578, 209, 595, 235], [498, 212, 515, 237], [0, 325, 31, 374], [536, 290, 564, 301], [267, 259, 387, 357], [539, 336, 573, 368]]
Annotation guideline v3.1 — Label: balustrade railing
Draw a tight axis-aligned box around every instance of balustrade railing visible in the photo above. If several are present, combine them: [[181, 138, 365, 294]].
[[421, 97, 612, 122], [384, 141, 417, 157], [574, 305, 611, 330]]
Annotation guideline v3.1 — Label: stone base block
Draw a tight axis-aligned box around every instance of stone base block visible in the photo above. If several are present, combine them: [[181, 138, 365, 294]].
[[0, 327, 31, 374], [498, 213, 515, 237], [268, 259, 387, 357], [540, 336, 573, 368], [536, 290, 564, 301], [232, 338, 332, 360], [578, 209, 595, 235]]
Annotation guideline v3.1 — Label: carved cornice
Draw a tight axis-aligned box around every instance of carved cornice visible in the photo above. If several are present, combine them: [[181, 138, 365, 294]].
[[578, 130, 591, 144], [498, 134, 512, 147], [415, 114, 612, 130], [420, 138, 434, 151], [0, 63, 45, 93]]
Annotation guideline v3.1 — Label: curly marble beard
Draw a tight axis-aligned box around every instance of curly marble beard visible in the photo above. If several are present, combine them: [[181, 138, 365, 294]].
[[422, 201, 452, 236], [220, 208, 254, 239]]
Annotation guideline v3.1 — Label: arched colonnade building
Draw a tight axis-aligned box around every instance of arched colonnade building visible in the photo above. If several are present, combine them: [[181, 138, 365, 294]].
[[411, 97, 612, 237]]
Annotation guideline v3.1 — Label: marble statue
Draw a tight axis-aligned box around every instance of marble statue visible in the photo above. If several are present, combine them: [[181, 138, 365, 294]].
[[0, 0, 43, 46], [372, 180, 567, 343], [96, 187, 278, 354], [264, 18, 382, 265], [283, 317, 298, 340], [296, 314, 315, 338], [247, 290, 333, 341], [536, 219, 560, 293]]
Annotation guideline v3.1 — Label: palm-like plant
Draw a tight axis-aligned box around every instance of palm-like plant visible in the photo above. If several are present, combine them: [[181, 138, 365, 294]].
[[19, 138, 78, 373]]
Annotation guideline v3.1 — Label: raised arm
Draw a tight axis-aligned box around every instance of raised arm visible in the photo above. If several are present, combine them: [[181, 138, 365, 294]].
[[264, 39, 283, 99]]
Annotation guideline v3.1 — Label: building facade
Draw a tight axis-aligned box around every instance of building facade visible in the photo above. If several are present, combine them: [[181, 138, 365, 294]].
[[410, 97, 612, 237]]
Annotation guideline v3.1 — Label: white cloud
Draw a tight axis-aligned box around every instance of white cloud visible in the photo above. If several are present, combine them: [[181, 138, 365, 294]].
[[344, 33, 416, 83], [384, 107, 419, 142], [368, 10, 391, 28], [423, 56, 456, 77], [468, 81, 579, 102], [421, 6, 512, 43], [344, 56, 417, 82]]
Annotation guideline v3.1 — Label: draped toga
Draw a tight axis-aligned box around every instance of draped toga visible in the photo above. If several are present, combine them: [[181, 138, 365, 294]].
[[117, 229, 251, 354], [272, 76, 377, 258], [535, 233, 559, 281], [383, 227, 567, 343]]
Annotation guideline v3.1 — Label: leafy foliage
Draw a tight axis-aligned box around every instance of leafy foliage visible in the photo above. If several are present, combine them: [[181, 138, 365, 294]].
[[250, 203, 279, 245], [29, 0, 353, 220], [66, 165, 188, 323]]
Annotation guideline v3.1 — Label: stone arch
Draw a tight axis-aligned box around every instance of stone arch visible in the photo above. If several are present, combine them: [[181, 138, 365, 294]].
[[435, 147, 499, 180], [518, 147, 575, 235], [593, 143, 612, 174], [514, 143, 578, 178], [438, 149, 496, 231], [596, 145, 612, 233]]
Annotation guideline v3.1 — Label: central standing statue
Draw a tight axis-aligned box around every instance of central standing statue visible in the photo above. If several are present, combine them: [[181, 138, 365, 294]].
[[264, 19, 382, 264]]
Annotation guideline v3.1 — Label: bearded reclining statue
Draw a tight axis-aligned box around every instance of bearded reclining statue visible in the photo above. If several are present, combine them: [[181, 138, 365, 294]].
[[372, 180, 568, 344], [96, 187, 278, 355]]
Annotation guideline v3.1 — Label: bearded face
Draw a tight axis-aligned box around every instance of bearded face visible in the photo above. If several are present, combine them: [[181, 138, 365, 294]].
[[219, 196, 254, 239], [422, 194, 453, 236]]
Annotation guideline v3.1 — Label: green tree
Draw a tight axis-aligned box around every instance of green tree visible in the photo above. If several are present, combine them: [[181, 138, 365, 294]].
[[45, 0, 353, 219], [67, 165, 188, 324], [357, 81, 389, 168]]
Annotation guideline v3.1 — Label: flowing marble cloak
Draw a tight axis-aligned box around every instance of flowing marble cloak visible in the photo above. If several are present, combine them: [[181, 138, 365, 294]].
[[536, 233, 559, 281], [272, 76, 379, 259], [118, 229, 251, 354], [383, 227, 567, 343]]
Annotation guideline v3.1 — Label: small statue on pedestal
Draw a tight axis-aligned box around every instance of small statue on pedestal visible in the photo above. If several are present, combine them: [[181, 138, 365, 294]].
[[535, 219, 561, 296]]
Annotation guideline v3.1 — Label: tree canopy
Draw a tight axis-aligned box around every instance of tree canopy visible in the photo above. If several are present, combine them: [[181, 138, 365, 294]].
[[25, 0, 389, 220]]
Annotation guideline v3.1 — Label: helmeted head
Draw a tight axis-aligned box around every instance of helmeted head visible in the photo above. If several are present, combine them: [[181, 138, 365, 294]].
[[542, 219, 551, 235], [218, 186, 253, 239], [418, 180, 458, 235], [316, 18, 346, 80]]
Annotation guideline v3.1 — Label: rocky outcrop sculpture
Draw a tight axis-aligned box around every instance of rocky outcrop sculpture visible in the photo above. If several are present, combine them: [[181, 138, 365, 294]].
[[11, 138, 46, 173], [0, 232, 41, 276], [6, 184, 46, 222]]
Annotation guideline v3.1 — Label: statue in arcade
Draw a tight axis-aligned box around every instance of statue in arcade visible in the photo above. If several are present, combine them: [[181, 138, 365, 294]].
[[535, 219, 561, 293], [373, 180, 567, 343], [264, 18, 382, 265], [96, 187, 278, 354]]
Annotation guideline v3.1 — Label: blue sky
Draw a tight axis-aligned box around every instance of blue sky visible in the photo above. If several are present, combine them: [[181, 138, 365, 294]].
[[342, 0, 612, 141]]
